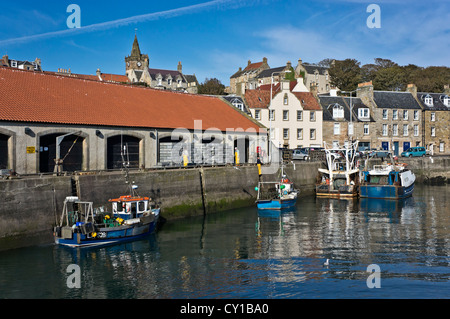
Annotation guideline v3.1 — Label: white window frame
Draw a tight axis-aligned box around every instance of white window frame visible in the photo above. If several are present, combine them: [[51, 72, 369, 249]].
[[358, 108, 370, 119], [382, 124, 388, 136], [414, 124, 419, 136], [403, 110, 408, 120], [269, 110, 275, 121], [431, 112, 436, 122], [393, 109, 398, 120], [310, 129, 316, 140], [283, 128, 289, 139], [403, 124, 408, 136], [334, 123, 340, 135], [297, 110, 303, 121], [425, 95, 433, 106], [414, 110, 419, 121], [439, 142, 444, 153], [431, 127, 436, 137], [283, 110, 289, 121], [310, 111, 316, 122], [382, 109, 388, 120], [297, 128, 303, 140], [348, 122, 354, 136], [363, 123, 369, 135], [333, 104, 344, 118], [393, 124, 398, 136], [255, 109, 261, 120]]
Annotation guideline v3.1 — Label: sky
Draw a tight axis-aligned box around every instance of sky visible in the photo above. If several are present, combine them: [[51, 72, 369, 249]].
[[0, 0, 448, 85]]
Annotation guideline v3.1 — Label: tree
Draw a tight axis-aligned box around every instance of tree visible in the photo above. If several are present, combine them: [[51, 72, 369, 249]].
[[374, 58, 398, 69], [198, 78, 226, 95], [318, 58, 334, 68], [373, 66, 407, 91], [329, 59, 362, 91]]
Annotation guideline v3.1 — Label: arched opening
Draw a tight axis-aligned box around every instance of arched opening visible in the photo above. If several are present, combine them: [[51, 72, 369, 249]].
[[107, 135, 141, 170], [0, 134, 9, 169], [39, 133, 84, 173]]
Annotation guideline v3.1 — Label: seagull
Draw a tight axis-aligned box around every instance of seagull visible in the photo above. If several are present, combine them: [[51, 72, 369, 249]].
[[324, 259, 329, 266]]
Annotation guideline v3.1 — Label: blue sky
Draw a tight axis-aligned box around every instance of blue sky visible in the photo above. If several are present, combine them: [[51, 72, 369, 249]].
[[0, 0, 448, 85]]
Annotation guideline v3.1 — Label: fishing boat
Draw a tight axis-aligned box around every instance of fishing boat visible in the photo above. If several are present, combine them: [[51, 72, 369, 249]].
[[54, 142, 160, 248], [54, 192, 160, 248], [359, 162, 415, 199], [316, 141, 360, 198], [255, 165, 299, 210]]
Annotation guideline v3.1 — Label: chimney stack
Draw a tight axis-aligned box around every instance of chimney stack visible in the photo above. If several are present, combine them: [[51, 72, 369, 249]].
[[406, 83, 417, 98], [177, 61, 182, 73], [444, 84, 450, 95]]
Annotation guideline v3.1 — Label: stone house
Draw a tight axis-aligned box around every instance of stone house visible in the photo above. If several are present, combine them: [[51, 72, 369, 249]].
[[229, 58, 270, 95], [245, 79, 323, 149], [357, 81, 423, 155], [318, 94, 376, 150], [294, 58, 334, 94], [408, 84, 450, 155], [125, 35, 198, 94], [2, 54, 42, 71]]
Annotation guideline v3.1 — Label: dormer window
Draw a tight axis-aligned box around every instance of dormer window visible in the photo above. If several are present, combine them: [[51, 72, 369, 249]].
[[424, 94, 433, 107], [442, 95, 449, 107], [11, 60, 17, 68], [358, 108, 370, 119], [332, 104, 344, 118]]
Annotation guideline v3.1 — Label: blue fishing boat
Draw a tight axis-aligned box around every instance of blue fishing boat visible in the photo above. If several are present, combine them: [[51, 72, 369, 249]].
[[255, 166, 299, 210], [360, 163, 415, 199], [54, 194, 160, 248]]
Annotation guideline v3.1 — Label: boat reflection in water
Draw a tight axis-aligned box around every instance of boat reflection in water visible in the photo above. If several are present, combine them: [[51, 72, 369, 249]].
[[359, 196, 415, 221]]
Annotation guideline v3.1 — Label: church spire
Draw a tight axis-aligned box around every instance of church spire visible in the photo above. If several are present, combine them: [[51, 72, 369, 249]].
[[130, 34, 141, 58]]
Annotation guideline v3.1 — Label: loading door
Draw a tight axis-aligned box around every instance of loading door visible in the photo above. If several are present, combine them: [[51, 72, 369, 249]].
[[39, 133, 83, 173], [107, 135, 140, 169]]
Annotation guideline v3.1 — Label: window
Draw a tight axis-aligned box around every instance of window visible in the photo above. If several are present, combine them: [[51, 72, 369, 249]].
[[334, 123, 340, 135], [414, 110, 419, 120], [414, 124, 419, 136], [167, 79, 172, 85], [11, 60, 17, 68], [235, 103, 244, 111], [393, 124, 398, 136], [310, 129, 316, 140], [382, 124, 388, 136], [403, 124, 408, 136], [283, 128, 289, 139], [310, 111, 316, 122], [382, 109, 388, 120], [283, 94, 288, 105], [431, 112, 436, 121], [363, 124, 369, 135], [431, 127, 435, 137], [440, 142, 445, 153], [443, 96, 450, 107], [283, 110, 289, 121], [424, 95, 433, 106], [269, 110, 275, 121], [255, 110, 261, 120], [348, 122, 354, 135], [358, 108, 370, 119], [393, 110, 398, 120], [297, 128, 303, 140], [297, 110, 303, 121], [403, 110, 408, 120], [333, 104, 344, 118]]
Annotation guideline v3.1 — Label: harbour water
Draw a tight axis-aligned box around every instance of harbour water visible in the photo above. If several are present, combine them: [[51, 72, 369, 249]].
[[0, 184, 449, 299]]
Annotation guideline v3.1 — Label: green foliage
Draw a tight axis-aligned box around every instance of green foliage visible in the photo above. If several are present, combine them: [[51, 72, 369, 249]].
[[198, 78, 226, 95], [284, 67, 296, 81], [330, 57, 449, 93]]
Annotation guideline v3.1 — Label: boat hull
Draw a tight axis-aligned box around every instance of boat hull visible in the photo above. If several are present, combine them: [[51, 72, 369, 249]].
[[55, 209, 160, 248], [256, 198, 297, 210], [359, 183, 414, 199], [316, 184, 358, 198]]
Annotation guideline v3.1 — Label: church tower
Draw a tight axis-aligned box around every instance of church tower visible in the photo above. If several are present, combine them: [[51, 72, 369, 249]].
[[125, 35, 149, 81]]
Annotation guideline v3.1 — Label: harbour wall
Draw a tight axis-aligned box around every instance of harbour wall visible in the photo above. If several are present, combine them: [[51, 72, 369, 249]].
[[0, 157, 449, 250]]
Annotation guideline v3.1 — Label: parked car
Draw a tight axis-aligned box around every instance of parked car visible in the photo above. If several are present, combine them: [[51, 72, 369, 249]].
[[401, 147, 427, 157], [292, 149, 309, 160]]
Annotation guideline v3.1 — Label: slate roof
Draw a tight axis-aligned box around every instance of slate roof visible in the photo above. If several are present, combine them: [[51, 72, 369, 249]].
[[148, 68, 186, 82], [0, 67, 262, 132], [256, 66, 286, 79], [302, 63, 328, 75], [416, 92, 450, 111], [373, 91, 422, 109], [318, 96, 375, 122], [230, 61, 266, 79]]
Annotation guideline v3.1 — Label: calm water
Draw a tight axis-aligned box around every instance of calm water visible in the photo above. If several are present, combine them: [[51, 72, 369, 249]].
[[0, 184, 449, 299]]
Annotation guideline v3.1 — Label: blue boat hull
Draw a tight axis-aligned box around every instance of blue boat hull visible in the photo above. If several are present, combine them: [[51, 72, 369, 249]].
[[359, 183, 414, 199], [256, 198, 297, 210]]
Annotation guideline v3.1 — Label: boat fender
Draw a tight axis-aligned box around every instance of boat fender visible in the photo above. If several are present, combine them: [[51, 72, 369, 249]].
[[284, 190, 288, 195]]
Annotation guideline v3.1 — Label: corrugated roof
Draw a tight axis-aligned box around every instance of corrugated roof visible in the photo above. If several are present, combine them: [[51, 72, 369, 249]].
[[0, 67, 262, 132]]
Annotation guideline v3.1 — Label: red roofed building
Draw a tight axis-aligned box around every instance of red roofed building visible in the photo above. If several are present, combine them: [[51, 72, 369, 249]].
[[229, 58, 270, 95], [245, 78, 323, 149], [0, 67, 266, 174]]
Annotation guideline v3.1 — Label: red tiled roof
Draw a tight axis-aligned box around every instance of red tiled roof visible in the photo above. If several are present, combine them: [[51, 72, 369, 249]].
[[0, 67, 262, 132], [244, 62, 263, 71], [245, 81, 321, 110], [99, 73, 129, 83]]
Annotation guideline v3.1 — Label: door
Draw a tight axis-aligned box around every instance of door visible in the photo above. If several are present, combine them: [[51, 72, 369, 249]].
[[403, 142, 410, 153], [393, 141, 399, 156], [381, 142, 389, 151]]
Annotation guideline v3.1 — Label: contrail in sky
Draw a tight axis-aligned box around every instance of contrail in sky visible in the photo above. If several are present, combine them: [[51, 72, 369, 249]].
[[0, 0, 250, 46]]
